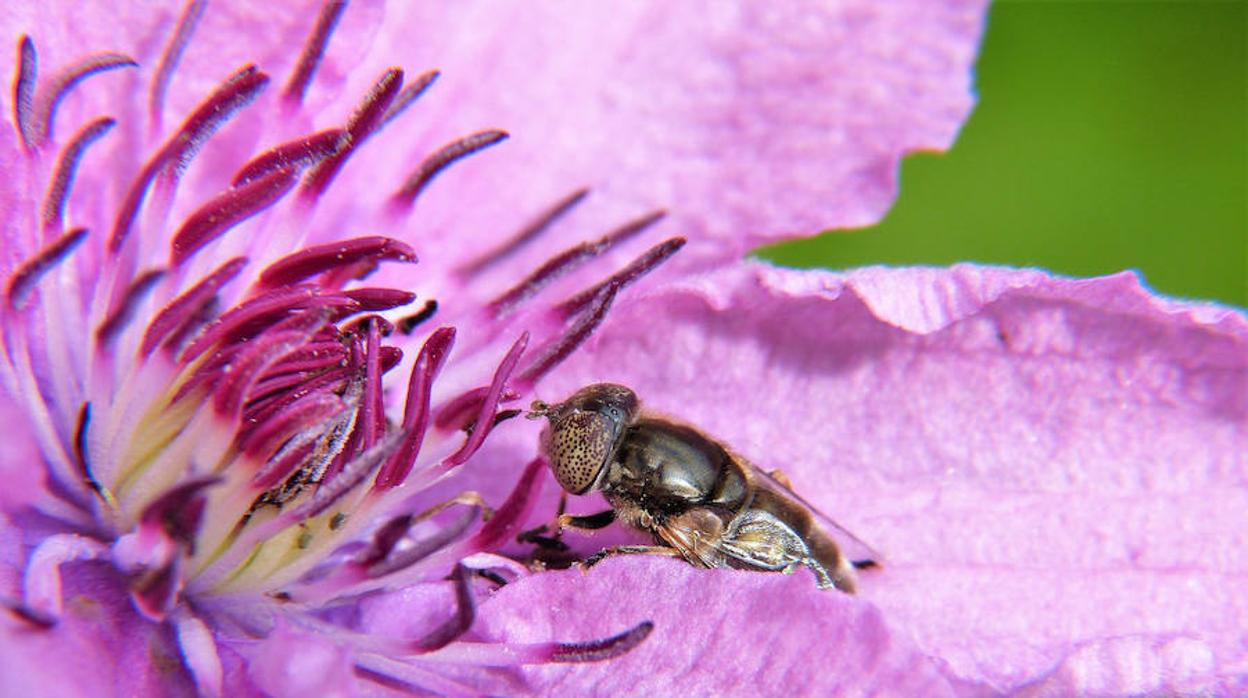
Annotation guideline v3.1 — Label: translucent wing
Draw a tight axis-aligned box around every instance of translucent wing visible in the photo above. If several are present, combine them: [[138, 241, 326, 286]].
[[750, 464, 883, 567]]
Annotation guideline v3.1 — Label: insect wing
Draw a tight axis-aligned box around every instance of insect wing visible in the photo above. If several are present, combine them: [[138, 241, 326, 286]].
[[750, 465, 882, 567]]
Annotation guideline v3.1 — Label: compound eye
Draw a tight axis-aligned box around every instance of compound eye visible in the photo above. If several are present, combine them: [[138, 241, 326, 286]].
[[544, 411, 617, 494]]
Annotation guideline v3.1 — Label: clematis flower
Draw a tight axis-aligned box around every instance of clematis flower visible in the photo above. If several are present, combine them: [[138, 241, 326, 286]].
[[6, 1, 1241, 697]]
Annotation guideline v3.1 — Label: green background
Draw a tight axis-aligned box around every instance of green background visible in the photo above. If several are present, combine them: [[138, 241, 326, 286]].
[[760, 1, 1247, 307]]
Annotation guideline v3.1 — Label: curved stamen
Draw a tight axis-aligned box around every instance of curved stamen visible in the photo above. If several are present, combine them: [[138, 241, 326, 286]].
[[149, 0, 208, 129], [489, 210, 666, 317], [379, 69, 441, 129], [141, 257, 247, 358], [96, 268, 167, 347], [13, 36, 36, 148], [5, 226, 88, 310], [397, 300, 438, 335], [34, 52, 137, 144], [412, 564, 476, 654], [232, 128, 344, 187], [461, 188, 590, 277], [341, 287, 417, 311], [257, 236, 417, 288], [284, 0, 349, 106], [549, 621, 655, 663], [110, 65, 270, 254], [239, 392, 346, 462], [302, 68, 405, 200], [373, 327, 456, 490], [556, 236, 686, 319], [171, 168, 299, 266], [42, 117, 116, 231], [179, 286, 337, 364], [442, 332, 527, 468], [392, 130, 509, 208]]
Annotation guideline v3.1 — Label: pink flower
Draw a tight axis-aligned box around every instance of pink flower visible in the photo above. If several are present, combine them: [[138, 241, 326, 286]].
[[7, 1, 1242, 696]]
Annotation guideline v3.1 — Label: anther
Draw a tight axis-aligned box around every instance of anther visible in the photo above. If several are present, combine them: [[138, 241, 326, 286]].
[[5, 227, 88, 309], [391, 130, 509, 208], [149, 0, 207, 130], [42, 117, 116, 231], [284, 0, 348, 105], [35, 52, 136, 144], [460, 187, 591, 277], [170, 167, 299, 266]]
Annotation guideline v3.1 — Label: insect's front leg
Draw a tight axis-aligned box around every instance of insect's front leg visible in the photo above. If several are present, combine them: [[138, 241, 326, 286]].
[[581, 545, 683, 571]]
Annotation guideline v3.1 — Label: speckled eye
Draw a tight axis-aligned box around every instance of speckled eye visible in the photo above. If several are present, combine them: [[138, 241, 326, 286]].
[[543, 411, 617, 494]]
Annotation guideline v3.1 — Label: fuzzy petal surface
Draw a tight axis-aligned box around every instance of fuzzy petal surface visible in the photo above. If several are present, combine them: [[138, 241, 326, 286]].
[[484, 262, 1247, 695]]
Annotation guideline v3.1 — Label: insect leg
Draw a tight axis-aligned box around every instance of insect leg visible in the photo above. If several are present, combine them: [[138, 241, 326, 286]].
[[581, 545, 683, 570], [557, 509, 616, 532]]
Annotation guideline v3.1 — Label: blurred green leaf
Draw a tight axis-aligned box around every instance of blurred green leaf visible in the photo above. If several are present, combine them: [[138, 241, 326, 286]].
[[760, 1, 1247, 306]]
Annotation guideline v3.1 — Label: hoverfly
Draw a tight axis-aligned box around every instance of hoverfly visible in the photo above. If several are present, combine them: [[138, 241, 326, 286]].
[[526, 383, 878, 592]]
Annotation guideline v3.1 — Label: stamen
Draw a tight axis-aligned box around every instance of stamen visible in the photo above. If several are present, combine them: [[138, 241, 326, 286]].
[[373, 327, 455, 490], [149, 0, 208, 129], [42, 117, 116, 231], [286, 433, 402, 521], [5, 226, 88, 309], [170, 167, 299, 266], [302, 68, 405, 200], [139, 477, 219, 551], [109, 65, 270, 254], [256, 236, 416, 288], [283, 0, 348, 106], [432, 386, 517, 433], [412, 564, 476, 653], [232, 128, 344, 187], [515, 284, 617, 388], [211, 311, 328, 416], [179, 286, 342, 364], [13, 36, 36, 148], [341, 287, 417, 312], [34, 52, 137, 144], [460, 188, 590, 277], [556, 236, 686, 319], [550, 621, 655, 663], [359, 318, 383, 450], [239, 392, 345, 461], [95, 268, 167, 347], [378, 69, 441, 129], [442, 333, 527, 468], [391, 130, 509, 208], [397, 300, 438, 335], [140, 257, 247, 358], [72, 403, 104, 497], [489, 210, 666, 316]]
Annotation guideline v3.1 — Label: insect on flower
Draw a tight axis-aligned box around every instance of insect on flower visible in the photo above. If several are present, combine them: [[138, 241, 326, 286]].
[[527, 383, 880, 591]]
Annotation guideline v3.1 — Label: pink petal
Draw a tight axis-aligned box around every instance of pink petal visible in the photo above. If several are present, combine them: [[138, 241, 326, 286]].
[[498, 262, 1246, 694], [475, 557, 957, 695]]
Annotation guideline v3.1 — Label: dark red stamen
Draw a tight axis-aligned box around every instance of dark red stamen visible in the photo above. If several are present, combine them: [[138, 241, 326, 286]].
[[461, 188, 590, 277], [170, 167, 299, 267], [378, 69, 440, 129], [232, 129, 344, 187], [256, 340, 348, 380], [341, 287, 416, 312], [364, 507, 478, 578], [517, 284, 618, 387], [397, 300, 437, 335], [432, 385, 517, 433], [340, 313, 394, 337], [42, 117, 116, 231], [374, 327, 455, 490], [139, 476, 220, 550], [257, 236, 416, 288], [243, 368, 352, 451], [357, 514, 415, 568], [5, 226, 88, 309], [140, 257, 247, 358], [557, 236, 686, 319], [35, 52, 136, 144], [460, 456, 544, 551], [212, 312, 327, 417], [109, 65, 270, 254], [443, 333, 527, 468], [413, 564, 476, 653], [392, 130, 509, 208], [359, 319, 383, 450], [283, 0, 348, 105], [239, 392, 345, 461], [13, 36, 36, 148], [149, 0, 207, 129], [250, 440, 317, 492], [179, 286, 326, 363], [490, 210, 666, 316], [302, 68, 405, 200], [550, 621, 654, 663], [130, 559, 179, 622], [95, 268, 167, 347]]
